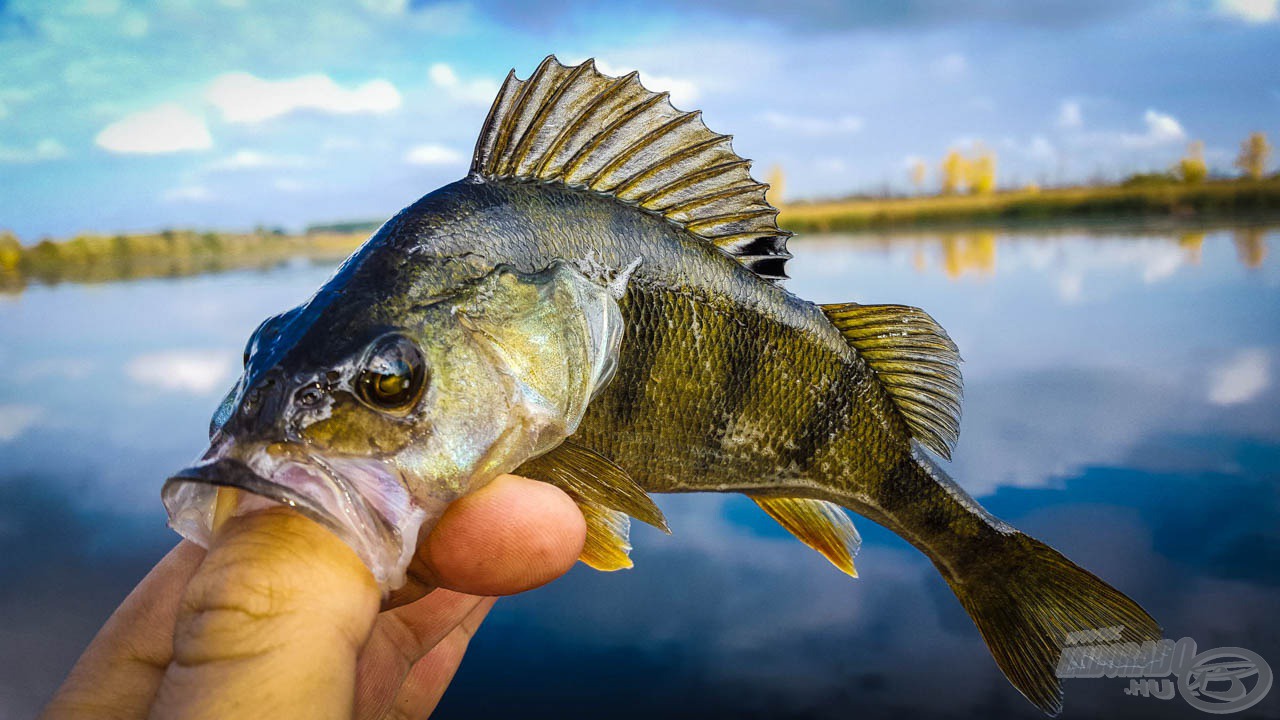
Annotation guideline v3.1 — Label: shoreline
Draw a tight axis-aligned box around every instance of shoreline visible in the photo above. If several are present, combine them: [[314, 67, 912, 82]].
[[778, 178, 1280, 234], [3, 186, 1277, 293]]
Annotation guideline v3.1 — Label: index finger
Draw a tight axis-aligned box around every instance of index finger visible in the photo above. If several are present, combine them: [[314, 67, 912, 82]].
[[148, 506, 381, 720]]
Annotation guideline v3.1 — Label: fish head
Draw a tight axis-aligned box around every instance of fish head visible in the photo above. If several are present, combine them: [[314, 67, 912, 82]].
[[163, 260, 624, 589]]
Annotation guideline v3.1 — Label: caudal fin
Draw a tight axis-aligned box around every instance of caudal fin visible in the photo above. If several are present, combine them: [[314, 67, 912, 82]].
[[942, 531, 1160, 715]]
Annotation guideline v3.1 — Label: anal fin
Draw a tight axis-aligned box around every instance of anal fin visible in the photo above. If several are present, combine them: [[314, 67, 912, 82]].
[[749, 496, 861, 577]]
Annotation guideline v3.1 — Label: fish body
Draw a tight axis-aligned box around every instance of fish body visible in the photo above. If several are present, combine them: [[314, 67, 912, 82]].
[[164, 57, 1158, 715]]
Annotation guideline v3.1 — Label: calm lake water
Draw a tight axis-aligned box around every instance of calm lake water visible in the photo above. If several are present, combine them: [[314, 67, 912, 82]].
[[1, 225, 1278, 719]]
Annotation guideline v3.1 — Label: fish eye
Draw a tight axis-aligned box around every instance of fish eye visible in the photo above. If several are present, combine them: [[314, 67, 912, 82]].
[[357, 335, 427, 413]]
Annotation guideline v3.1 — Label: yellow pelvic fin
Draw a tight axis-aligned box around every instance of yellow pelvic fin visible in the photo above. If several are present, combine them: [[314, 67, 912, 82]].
[[577, 500, 634, 572], [749, 496, 861, 577], [516, 440, 668, 532], [820, 303, 963, 460]]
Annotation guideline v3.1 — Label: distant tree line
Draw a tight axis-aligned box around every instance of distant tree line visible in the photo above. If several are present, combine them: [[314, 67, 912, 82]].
[[0, 227, 366, 293], [903, 132, 1273, 195]]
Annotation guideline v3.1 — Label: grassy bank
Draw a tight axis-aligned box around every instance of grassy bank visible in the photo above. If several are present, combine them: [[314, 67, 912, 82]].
[[779, 178, 1280, 233], [5, 178, 1277, 293], [0, 228, 367, 293]]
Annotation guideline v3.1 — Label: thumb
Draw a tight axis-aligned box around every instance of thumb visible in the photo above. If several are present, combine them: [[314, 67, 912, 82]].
[[149, 499, 381, 720]]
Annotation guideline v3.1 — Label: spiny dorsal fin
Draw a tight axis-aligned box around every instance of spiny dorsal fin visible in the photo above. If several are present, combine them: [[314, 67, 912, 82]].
[[821, 303, 963, 459], [471, 55, 792, 282], [515, 440, 668, 532], [749, 496, 861, 577]]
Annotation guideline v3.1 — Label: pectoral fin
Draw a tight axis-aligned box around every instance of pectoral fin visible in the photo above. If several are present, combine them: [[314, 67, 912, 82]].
[[577, 501, 634, 571], [749, 496, 862, 577], [516, 441, 668, 532]]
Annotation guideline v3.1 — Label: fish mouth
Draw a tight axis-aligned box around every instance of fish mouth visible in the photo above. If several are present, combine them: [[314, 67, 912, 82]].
[[163, 449, 437, 591]]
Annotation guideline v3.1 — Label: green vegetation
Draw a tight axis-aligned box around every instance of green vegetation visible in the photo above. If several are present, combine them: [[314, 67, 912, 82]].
[[305, 219, 383, 235], [780, 177, 1280, 234], [0, 227, 367, 294]]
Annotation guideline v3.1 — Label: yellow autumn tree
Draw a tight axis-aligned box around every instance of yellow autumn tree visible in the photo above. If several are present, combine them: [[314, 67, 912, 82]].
[[0, 231, 21, 272], [766, 165, 786, 205], [940, 150, 968, 195], [909, 159, 927, 193], [968, 145, 997, 195], [1235, 132, 1272, 180], [1178, 140, 1207, 184]]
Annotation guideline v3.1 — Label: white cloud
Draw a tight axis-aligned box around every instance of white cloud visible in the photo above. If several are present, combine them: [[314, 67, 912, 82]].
[[1056, 272, 1084, 304], [1208, 349, 1270, 405], [1027, 134, 1057, 161], [404, 143, 465, 166], [1217, 0, 1278, 22], [126, 350, 234, 395], [998, 134, 1057, 162], [0, 404, 43, 442], [1056, 100, 1083, 129], [931, 52, 968, 79], [162, 184, 213, 202], [592, 59, 699, 107], [428, 63, 500, 106], [1138, 109, 1186, 145], [1072, 109, 1187, 152], [208, 149, 309, 171], [321, 136, 362, 152], [207, 72, 402, 124], [272, 177, 308, 192], [0, 138, 68, 163], [361, 0, 408, 13], [120, 11, 149, 38], [71, 0, 120, 16], [95, 104, 212, 154], [816, 157, 847, 174], [760, 111, 863, 135]]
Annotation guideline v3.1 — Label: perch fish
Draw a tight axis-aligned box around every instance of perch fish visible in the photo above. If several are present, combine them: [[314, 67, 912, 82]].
[[164, 56, 1159, 715]]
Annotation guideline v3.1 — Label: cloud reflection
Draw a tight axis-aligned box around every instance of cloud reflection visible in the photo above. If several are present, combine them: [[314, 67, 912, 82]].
[[125, 350, 235, 395], [0, 404, 42, 441], [1208, 349, 1271, 406]]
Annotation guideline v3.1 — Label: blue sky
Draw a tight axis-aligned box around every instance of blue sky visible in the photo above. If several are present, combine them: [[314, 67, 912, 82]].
[[1, 0, 1277, 239]]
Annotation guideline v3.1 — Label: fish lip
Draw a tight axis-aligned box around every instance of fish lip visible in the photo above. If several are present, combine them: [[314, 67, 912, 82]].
[[163, 457, 335, 525], [162, 454, 431, 591]]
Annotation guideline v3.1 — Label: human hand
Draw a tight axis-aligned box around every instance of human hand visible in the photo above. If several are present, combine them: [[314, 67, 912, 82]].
[[41, 474, 587, 720]]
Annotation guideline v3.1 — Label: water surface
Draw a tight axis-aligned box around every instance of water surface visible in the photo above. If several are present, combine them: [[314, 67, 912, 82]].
[[1, 226, 1277, 718]]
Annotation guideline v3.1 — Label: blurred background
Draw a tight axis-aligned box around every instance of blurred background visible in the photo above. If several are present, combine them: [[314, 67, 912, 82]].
[[1, 1, 1278, 718]]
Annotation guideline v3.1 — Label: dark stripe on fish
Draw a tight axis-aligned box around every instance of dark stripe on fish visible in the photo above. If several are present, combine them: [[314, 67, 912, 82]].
[[776, 361, 856, 477], [698, 317, 770, 473], [610, 290, 663, 429]]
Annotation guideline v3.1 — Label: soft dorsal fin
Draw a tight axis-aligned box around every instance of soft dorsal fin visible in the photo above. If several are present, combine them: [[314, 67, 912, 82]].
[[749, 496, 861, 577], [821, 303, 963, 459], [471, 55, 793, 282]]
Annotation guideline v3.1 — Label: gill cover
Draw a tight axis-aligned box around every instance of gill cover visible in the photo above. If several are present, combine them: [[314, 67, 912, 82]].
[[456, 261, 625, 459]]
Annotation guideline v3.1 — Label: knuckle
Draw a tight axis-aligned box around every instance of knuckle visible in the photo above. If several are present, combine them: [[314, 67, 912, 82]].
[[172, 525, 317, 664]]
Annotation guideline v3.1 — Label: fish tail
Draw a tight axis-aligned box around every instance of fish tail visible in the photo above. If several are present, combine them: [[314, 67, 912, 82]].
[[941, 529, 1160, 715], [897, 453, 1160, 715]]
